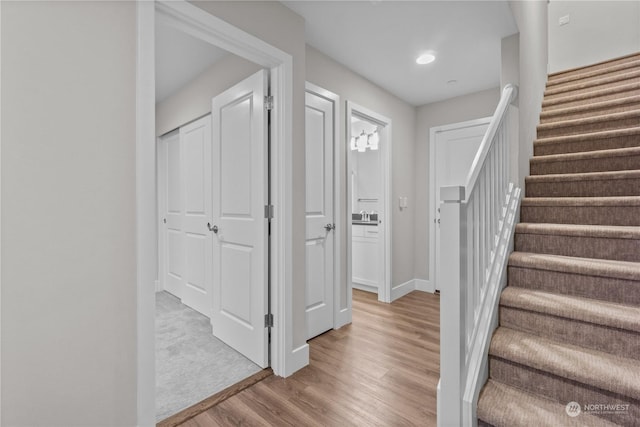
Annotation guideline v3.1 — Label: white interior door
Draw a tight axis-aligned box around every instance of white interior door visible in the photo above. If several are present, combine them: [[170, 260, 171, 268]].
[[210, 69, 269, 368], [159, 130, 183, 299], [305, 89, 335, 340], [434, 119, 489, 291], [179, 116, 213, 316]]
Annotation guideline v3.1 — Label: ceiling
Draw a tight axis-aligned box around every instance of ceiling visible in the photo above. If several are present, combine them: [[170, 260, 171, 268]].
[[155, 23, 229, 103], [284, 1, 518, 106], [155, 2, 517, 107]]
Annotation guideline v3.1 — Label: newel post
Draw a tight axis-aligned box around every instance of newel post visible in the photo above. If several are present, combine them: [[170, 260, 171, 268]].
[[438, 185, 466, 427]]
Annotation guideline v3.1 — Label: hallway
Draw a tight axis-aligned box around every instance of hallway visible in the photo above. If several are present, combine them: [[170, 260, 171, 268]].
[[179, 289, 440, 426]]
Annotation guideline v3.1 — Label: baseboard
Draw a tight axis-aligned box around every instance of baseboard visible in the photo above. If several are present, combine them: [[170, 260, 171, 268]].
[[415, 278, 435, 293], [390, 279, 416, 301], [155, 279, 162, 293], [352, 282, 377, 294], [284, 343, 309, 377]]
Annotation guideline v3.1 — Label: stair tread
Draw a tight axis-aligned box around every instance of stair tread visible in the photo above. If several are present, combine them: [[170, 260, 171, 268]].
[[535, 126, 640, 145], [547, 59, 640, 87], [548, 52, 640, 80], [526, 169, 640, 183], [515, 222, 640, 238], [540, 95, 640, 119], [509, 252, 640, 281], [531, 145, 640, 164], [501, 287, 640, 333], [544, 69, 640, 96], [489, 328, 640, 400], [543, 81, 640, 108], [478, 379, 618, 427], [537, 109, 640, 131], [522, 195, 640, 206]]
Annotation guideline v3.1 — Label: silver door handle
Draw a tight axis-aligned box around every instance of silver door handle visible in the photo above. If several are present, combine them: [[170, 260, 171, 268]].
[[324, 223, 335, 231], [207, 223, 219, 233]]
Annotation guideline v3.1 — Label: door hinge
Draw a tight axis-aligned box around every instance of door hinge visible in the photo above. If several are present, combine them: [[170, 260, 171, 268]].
[[264, 95, 274, 111], [264, 204, 274, 219], [264, 313, 274, 328]]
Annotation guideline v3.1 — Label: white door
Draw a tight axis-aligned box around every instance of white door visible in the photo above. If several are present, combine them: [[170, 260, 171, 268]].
[[158, 117, 213, 317], [179, 116, 213, 316], [159, 130, 183, 299], [434, 119, 489, 291], [210, 70, 269, 368], [305, 89, 335, 340]]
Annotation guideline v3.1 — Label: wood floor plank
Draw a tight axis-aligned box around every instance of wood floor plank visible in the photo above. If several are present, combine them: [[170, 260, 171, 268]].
[[182, 290, 440, 426]]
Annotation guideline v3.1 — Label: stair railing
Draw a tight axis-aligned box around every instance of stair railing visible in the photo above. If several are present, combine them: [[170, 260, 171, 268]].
[[437, 84, 521, 427]]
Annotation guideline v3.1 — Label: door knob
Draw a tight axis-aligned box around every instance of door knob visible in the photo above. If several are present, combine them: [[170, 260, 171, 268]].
[[324, 223, 335, 231], [207, 223, 219, 233]]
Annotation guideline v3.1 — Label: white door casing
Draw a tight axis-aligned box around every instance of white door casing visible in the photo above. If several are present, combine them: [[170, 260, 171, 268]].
[[210, 69, 269, 368], [304, 89, 335, 340], [179, 116, 213, 316], [430, 118, 490, 291]]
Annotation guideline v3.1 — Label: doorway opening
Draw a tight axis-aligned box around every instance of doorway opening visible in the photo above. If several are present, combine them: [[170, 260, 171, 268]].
[[346, 102, 392, 304], [136, 1, 296, 425]]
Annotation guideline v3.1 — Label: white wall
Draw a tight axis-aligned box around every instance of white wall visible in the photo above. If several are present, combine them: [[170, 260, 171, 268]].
[[1, 2, 137, 425], [509, 0, 548, 188], [413, 88, 500, 282], [548, 1, 640, 73], [156, 54, 261, 137], [191, 0, 309, 357], [306, 45, 417, 308]]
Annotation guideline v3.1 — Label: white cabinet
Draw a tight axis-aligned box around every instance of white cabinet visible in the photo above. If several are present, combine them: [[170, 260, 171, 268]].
[[352, 224, 379, 292]]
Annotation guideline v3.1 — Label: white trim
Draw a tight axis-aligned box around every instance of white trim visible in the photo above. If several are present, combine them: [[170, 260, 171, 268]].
[[304, 82, 346, 331], [286, 343, 310, 377], [346, 102, 392, 304], [428, 117, 491, 291], [390, 279, 415, 301], [154, 280, 162, 293], [137, 1, 296, 424]]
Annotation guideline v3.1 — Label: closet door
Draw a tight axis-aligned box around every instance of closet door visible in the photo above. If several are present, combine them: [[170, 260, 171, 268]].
[[178, 115, 213, 317]]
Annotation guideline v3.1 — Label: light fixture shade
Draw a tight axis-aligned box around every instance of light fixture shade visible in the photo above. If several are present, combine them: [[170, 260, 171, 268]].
[[350, 136, 357, 150], [369, 129, 379, 150], [356, 131, 367, 152]]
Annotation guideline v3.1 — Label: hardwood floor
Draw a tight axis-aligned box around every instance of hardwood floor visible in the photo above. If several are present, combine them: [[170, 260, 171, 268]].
[[180, 289, 440, 426]]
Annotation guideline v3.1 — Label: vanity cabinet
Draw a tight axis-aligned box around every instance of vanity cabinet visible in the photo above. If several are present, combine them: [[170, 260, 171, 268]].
[[352, 224, 379, 291]]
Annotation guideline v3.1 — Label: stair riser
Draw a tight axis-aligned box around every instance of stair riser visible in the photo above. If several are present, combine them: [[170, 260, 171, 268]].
[[534, 133, 640, 156], [547, 65, 640, 92], [500, 307, 640, 360], [508, 266, 640, 305], [514, 233, 640, 262], [543, 87, 640, 110], [489, 357, 640, 425], [547, 61, 640, 89], [548, 54, 640, 83], [530, 154, 640, 175], [544, 76, 640, 101], [525, 177, 640, 197], [540, 100, 640, 124], [537, 116, 640, 139], [520, 205, 640, 226]]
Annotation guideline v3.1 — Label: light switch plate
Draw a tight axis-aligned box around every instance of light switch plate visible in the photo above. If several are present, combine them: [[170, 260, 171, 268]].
[[559, 14, 570, 26]]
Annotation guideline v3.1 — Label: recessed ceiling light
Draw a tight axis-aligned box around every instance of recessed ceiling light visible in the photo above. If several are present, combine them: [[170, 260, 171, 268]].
[[416, 53, 436, 65]]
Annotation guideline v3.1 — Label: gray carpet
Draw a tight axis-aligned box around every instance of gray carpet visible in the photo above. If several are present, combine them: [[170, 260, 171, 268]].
[[155, 291, 262, 422]]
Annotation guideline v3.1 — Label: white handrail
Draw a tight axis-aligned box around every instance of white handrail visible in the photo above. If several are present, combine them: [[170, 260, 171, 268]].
[[437, 85, 521, 427], [465, 84, 518, 198]]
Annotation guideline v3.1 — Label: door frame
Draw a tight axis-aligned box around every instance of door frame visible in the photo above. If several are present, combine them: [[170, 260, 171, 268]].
[[304, 82, 350, 331], [136, 1, 295, 424], [428, 117, 491, 291], [346, 101, 392, 304]]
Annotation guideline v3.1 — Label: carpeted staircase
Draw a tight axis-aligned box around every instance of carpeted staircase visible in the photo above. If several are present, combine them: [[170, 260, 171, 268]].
[[477, 53, 640, 426]]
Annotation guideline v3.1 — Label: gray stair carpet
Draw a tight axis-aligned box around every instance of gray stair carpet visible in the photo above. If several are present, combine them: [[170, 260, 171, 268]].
[[477, 52, 640, 426], [155, 291, 262, 422]]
